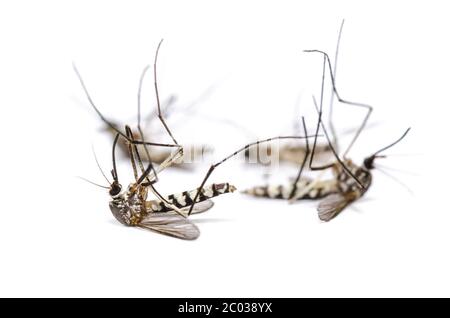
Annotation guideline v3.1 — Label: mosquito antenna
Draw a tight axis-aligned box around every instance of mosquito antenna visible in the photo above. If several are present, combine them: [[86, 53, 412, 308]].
[[328, 19, 345, 151], [91, 145, 111, 185], [111, 133, 120, 182], [77, 176, 110, 189], [379, 153, 422, 157], [154, 39, 179, 145], [303, 49, 373, 159], [371, 128, 411, 157]]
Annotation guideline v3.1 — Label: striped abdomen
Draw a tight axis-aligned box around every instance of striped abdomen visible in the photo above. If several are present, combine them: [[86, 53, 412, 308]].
[[242, 178, 338, 200], [147, 183, 236, 212]]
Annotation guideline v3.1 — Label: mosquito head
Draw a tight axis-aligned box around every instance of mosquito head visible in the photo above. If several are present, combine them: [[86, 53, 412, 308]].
[[363, 128, 411, 170], [363, 155, 378, 170], [109, 180, 122, 197]]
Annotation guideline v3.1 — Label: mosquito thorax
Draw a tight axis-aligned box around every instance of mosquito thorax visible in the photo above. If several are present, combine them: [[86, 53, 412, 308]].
[[109, 201, 130, 226], [109, 184, 145, 226]]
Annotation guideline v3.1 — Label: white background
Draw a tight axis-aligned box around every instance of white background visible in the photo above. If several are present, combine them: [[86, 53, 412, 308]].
[[0, 0, 447, 297]]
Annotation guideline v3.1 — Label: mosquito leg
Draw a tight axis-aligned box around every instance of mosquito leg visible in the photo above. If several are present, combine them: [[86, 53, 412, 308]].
[[288, 116, 310, 200], [307, 55, 365, 189], [304, 49, 373, 159], [309, 55, 335, 172], [144, 95, 177, 129], [128, 131, 186, 217], [328, 19, 345, 152], [154, 39, 179, 146], [135, 65, 161, 184], [147, 148, 184, 180], [312, 96, 364, 189], [137, 65, 153, 164], [125, 127, 140, 182], [288, 170, 327, 203], [187, 134, 318, 215], [73, 63, 181, 150], [111, 133, 120, 183]]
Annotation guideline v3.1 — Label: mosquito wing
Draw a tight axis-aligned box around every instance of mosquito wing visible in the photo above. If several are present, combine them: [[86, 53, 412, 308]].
[[317, 193, 353, 222], [179, 200, 215, 215], [138, 213, 200, 240]]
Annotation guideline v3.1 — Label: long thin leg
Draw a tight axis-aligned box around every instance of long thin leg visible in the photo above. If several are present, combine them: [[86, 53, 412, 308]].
[[304, 49, 373, 158], [309, 55, 335, 171], [290, 170, 328, 202], [73, 63, 180, 149], [111, 133, 120, 183], [137, 41, 186, 182], [125, 126, 140, 182], [136, 65, 159, 184], [307, 55, 365, 189], [147, 147, 184, 180], [187, 134, 318, 215], [144, 95, 177, 131], [312, 96, 364, 189], [154, 39, 179, 145], [328, 19, 345, 152], [126, 127, 186, 217], [288, 117, 310, 200]]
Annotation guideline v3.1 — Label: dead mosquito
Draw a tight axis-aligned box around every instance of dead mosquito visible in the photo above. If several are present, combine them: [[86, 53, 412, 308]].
[[91, 132, 234, 240], [76, 40, 236, 239], [243, 29, 411, 222]]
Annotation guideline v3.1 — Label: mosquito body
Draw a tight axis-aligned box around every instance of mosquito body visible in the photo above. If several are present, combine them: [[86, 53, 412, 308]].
[[108, 178, 234, 240], [242, 176, 338, 201], [243, 116, 409, 222], [100, 127, 236, 240], [146, 183, 236, 213]]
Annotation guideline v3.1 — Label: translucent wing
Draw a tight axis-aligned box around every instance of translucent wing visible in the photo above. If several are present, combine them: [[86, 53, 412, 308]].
[[179, 200, 214, 215], [317, 193, 353, 222], [138, 213, 200, 240]]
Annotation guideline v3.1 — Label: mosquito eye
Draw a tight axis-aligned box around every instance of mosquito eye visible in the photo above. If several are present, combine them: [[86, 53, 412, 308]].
[[109, 184, 122, 196], [363, 157, 375, 170]]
